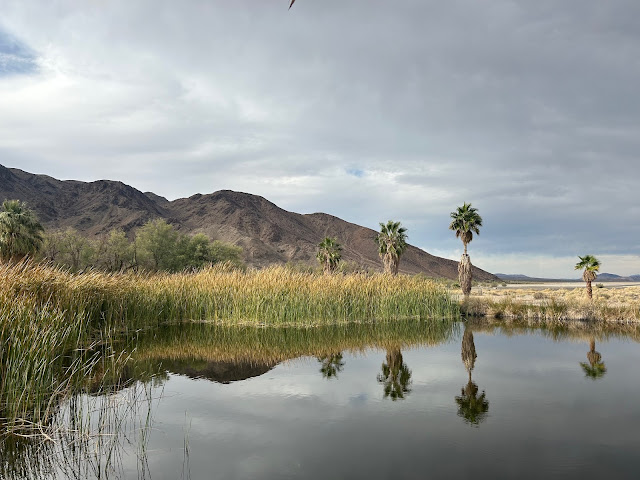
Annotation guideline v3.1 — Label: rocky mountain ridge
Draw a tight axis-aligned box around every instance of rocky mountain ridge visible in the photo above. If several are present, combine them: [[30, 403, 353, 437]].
[[0, 164, 497, 280]]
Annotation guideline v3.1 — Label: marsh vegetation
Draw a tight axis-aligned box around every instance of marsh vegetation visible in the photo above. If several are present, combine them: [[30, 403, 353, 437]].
[[459, 284, 640, 322]]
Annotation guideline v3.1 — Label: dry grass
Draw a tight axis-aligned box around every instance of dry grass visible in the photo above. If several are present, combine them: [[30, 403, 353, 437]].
[[1, 261, 458, 328], [457, 285, 640, 323]]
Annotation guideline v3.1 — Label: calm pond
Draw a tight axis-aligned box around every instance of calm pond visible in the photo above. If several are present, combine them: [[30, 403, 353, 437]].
[[3, 320, 640, 479]]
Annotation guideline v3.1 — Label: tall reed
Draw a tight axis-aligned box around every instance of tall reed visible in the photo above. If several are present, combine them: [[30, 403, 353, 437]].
[[1, 261, 458, 327]]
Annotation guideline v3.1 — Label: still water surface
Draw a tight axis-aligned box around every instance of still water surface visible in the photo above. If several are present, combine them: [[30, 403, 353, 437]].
[[3, 321, 640, 479]]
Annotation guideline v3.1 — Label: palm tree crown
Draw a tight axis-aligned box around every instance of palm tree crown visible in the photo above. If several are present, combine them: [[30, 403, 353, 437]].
[[316, 237, 342, 274], [575, 255, 600, 300], [375, 220, 408, 275], [0, 199, 44, 262], [449, 203, 483, 254], [575, 255, 600, 280]]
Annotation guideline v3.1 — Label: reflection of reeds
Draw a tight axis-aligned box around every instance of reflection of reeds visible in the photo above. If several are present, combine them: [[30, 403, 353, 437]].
[[131, 320, 460, 366], [1, 382, 158, 480], [463, 318, 640, 343]]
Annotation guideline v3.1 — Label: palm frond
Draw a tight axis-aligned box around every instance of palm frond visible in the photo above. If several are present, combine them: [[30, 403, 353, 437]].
[[449, 203, 482, 250]]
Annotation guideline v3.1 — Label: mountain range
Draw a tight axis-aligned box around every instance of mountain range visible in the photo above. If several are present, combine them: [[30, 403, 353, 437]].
[[496, 273, 640, 282], [0, 165, 497, 280]]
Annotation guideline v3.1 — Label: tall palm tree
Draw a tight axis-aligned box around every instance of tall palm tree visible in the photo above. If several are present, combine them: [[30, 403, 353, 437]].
[[316, 237, 342, 274], [574, 255, 600, 300], [317, 352, 345, 379], [455, 325, 489, 425], [0, 200, 44, 262], [580, 337, 606, 380], [375, 220, 408, 275], [377, 348, 412, 400], [449, 203, 483, 298]]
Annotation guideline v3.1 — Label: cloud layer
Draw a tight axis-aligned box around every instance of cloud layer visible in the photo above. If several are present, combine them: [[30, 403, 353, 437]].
[[1, 0, 639, 276]]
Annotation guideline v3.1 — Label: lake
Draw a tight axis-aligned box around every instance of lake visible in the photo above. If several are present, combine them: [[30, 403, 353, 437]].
[[2, 320, 640, 479]]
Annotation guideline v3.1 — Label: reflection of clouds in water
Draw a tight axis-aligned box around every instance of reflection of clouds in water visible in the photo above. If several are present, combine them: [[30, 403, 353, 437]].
[[7, 324, 640, 479], [348, 393, 368, 407]]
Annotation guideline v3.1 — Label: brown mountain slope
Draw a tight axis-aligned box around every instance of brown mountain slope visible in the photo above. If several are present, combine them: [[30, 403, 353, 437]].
[[0, 165, 166, 234], [0, 165, 497, 280]]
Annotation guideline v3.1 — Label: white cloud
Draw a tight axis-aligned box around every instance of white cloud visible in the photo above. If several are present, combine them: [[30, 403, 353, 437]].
[[1, 0, 639, 276]]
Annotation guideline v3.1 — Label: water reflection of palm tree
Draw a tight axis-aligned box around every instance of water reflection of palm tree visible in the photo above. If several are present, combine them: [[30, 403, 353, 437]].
[[317, 352, 345, 379], [377, 349, 412, 400], [580, 337, 606, 380], [455, 327, 489, 425]]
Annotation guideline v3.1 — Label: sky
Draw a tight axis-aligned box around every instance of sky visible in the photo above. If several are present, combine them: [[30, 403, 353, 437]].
[[1, 0, 639, 278]]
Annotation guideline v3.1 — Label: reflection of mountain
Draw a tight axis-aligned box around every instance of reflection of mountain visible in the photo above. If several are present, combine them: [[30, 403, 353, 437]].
[[85, 354, 168, 395], [159, 359, 276, 384]]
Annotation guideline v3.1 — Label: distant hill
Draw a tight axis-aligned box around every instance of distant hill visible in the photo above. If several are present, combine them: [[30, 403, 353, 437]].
[[495, 274, 573, 283], [497, 272, 640, 283], [0, 165, 498, 281], [595, 273, 640, 282]]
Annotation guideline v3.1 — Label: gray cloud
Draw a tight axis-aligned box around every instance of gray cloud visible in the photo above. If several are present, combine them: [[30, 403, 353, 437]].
[[0, 0, 639, 276]]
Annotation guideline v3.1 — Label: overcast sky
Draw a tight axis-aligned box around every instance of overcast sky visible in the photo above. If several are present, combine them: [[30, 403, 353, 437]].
[[1, 0, 639, 277]]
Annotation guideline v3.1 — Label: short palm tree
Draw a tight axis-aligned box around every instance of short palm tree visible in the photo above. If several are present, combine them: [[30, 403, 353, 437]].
[[316, 237, 342, 274], [449, 203, 482, 297], [0, 199, 44, 262], [375, 220, 408, 275], [574, 255, 600, 300]]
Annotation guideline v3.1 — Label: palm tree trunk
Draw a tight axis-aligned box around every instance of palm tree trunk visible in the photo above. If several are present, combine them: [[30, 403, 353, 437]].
[[383, 253, 395, 275], [586, 280, 593, 300], [459, 254, 472, 298]]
